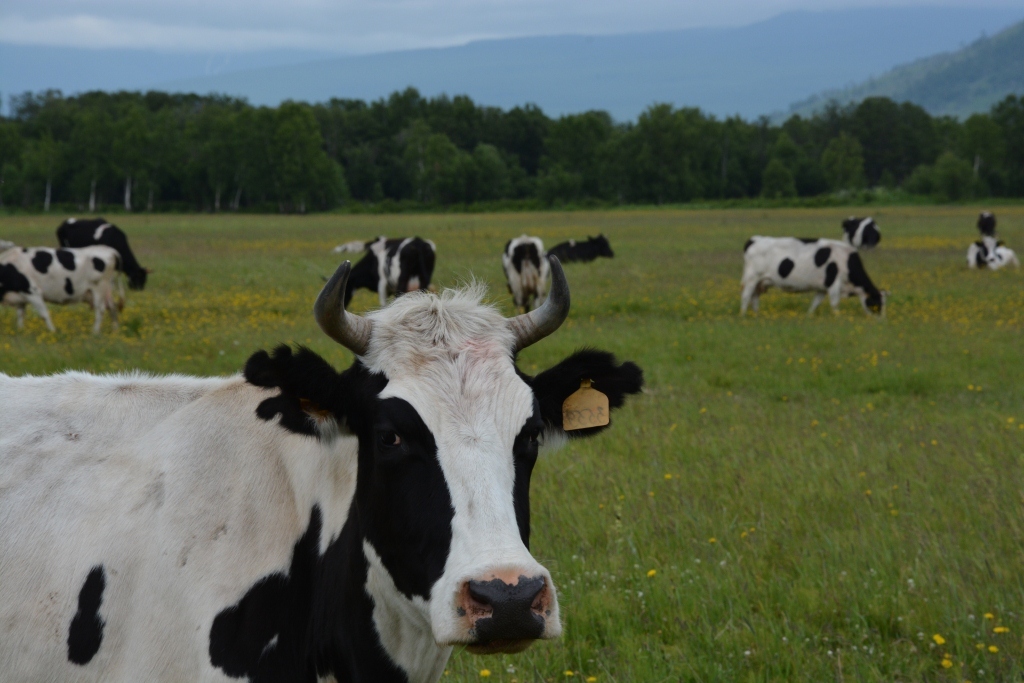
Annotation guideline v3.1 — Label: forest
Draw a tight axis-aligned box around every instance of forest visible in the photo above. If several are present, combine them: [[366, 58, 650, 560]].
[[1, 88, 1023, 212]]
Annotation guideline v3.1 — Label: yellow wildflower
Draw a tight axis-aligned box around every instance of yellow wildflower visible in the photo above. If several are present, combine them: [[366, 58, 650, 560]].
[[933, 634, 946, 645], [984, 613, 995, 620], [564, 671, 575, 677], [941, 658, 953, 669], [994, 626, 1009, 633], [647, 569, 657, 578], [864, 490, 872, 496], [480, 670, 491, 678], [664, 473, 672, 480], [586, 678, 597, 682], [988, 645, 999, 653], [709, 538, 717, 543]]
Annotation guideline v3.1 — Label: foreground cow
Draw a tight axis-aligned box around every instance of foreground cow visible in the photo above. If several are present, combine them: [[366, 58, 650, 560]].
[[968, 212, 1019, 270], [841, 217, 881, 249], [503, 235, 550, 312], [546, 235, 614, 263], [57, 217, 149, 290], [335, 236, 437, 307], [741, 237, 886, 316], [0, 256, 643, 682], [0, 242, 121, 333]]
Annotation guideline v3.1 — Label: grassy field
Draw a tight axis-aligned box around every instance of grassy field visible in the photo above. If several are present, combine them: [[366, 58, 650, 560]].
[[2, 207, 1023, 682]]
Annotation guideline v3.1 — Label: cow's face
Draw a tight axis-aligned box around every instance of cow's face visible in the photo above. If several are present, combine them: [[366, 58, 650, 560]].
[[254, 258, 642, 655], [593, 235, 614, 258]]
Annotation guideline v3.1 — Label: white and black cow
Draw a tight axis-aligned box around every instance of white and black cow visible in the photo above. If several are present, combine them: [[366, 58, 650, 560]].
[[503, 235, 550, 312], [0, 242, 121, 333], [546, 235, 614, 264], [337, 236, 437, 307], [967, 212, 1019, 270], [0, 257, 643, 682], [741, 237, 887, 316], [841, 217, 881, 249], [57, 217, 149, 290]]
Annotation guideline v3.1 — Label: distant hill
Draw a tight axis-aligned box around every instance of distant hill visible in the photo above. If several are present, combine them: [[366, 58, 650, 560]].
[[2, 6, 1021, 121], [788, 18, 1024, 118]]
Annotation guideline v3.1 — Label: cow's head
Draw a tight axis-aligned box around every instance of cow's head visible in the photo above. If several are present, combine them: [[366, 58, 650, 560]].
[[591, 234, 615, 258], [978, 211, 997, 237], [842, 217, 880, 249], [246, 256, 642, 655]]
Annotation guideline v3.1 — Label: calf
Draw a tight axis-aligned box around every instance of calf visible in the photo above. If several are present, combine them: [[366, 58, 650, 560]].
[[339, 236, 437, 307], [503, 235, 550, 312], [968, 212, 1019, 270], [0, 243, 121, 333], [841, 217, 881, 249], [57, 217, 148, 290], [0, 257, 643, 682], [741, 237, 886, 316], [547, 235, 614, 263]]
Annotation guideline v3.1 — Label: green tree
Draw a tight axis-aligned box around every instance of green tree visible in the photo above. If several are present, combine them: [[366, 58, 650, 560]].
[[761, 158, 797, 199], [69, 109, 112, 211], [821, 133, 866, 191], [270, 102, 344, 212], [111, 103, 150, 211], [23, 133, 64, 211]]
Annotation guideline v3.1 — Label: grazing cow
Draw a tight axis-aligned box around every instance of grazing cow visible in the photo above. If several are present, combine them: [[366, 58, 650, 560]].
[[546, 235, 614, 263], [0, 243, 121, 333], [968, 212, 1019, 270], [503, 235, 550, 312], [0, 257, 644, 682], [337, 236, 437, 307], [841, 217, 881, 249], [57, 217, 149, 290], [741, 237, 887, 316]]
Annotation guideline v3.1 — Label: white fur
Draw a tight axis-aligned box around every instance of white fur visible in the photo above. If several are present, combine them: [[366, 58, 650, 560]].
[[332, 239, 368, 254], [502, 235, 550, 312], [741, 237, 885, 316], [1, 245, 121, 333], [968, 236, 1019, 270], [367, 236, 437, 305]]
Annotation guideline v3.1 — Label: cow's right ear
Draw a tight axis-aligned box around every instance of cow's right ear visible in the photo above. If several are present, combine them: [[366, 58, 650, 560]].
[[244, 345, 348, 438], [527, 349, 643, 440]]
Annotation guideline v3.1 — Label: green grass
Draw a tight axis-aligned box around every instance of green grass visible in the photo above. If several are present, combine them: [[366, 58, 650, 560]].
[[2, 207, 1023, 682]]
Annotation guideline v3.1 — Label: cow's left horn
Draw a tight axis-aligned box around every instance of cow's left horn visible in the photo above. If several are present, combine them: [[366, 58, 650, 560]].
[[508, 255, 570, 352], [315, 261, 373, 356]]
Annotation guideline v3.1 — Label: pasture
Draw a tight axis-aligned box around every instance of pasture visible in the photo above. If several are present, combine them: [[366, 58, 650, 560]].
[[2, 206, 1023, 682]]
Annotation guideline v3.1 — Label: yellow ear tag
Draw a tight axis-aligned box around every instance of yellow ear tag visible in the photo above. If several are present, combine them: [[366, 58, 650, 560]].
[[562, 379, 610, 431]]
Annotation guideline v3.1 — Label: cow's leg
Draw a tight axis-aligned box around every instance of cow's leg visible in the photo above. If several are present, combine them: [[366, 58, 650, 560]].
[[91, 289, 105, 334], [377, 280, 389, 307], [106, 288, 120, 330], [808, 293, 825, 315], [16, 304, 25, 329], [27, 295, 55, 332], [829, 285, 843, 314], [740, 281, 757, 315]]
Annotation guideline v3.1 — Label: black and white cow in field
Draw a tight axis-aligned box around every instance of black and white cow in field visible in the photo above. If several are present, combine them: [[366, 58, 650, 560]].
[[0, 242, 121, 333], [967, 211, 1019, 270], [0, 256, 643, 682], [546, 235, 614, 263], [503, 235, 550, 312], [57, 217, 149, 290], [841, 217, 881, 249], [741, 237, 887, 316], [335, 236, 437, 307]]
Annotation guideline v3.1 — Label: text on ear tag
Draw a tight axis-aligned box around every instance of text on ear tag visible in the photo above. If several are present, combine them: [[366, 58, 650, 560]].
[[562, 379, 610, 431]]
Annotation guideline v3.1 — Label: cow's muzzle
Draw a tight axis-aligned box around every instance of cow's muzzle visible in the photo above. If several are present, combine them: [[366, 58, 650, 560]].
[[459, 574, 552, 653]]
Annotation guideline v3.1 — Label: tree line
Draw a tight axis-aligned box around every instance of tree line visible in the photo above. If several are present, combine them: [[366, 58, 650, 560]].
[[1, 88, 1023, 212]]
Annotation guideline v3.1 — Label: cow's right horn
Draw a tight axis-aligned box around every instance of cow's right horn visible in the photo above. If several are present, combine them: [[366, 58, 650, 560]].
[[508, 255, 570, 352], [315, 261, 373, 356]]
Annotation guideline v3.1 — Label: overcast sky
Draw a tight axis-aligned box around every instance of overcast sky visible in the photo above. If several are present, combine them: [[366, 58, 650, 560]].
[[1, 0, 1021, 54]]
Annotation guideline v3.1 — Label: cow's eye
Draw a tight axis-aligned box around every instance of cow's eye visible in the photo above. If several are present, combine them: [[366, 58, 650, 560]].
[[378, 430, 402, 448]]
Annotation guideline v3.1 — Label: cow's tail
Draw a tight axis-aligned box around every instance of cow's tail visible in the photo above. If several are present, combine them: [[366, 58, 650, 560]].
[[520, 260, 540, 295]]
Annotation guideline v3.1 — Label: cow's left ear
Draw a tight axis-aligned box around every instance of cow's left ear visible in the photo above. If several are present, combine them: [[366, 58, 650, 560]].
[[526, 349, 643, 438], [244, 345, 347, 437]]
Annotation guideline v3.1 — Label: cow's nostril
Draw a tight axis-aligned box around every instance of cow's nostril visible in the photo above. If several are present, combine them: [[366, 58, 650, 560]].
[[464, 576, 547, 644]]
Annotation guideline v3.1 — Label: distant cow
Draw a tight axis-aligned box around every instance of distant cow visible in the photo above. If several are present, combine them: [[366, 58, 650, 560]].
[[503, 235, 551, 312], [547, 235, 614, 263], [0, 242, 121, 333], [841, 217, 881, 249], [337, 236, 437, 307], [57, 217, 148, 290], [741, 237, 886, 316], [968, 211, 1019, 270]]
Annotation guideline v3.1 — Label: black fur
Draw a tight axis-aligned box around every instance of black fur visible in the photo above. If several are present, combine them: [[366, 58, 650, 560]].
[[56, 249, 76, 270], [846, 252, 883, 312], [824, 262, 839, 288], [342, 237, 435, 306], [0, 263, 31, 296], [778, 258, 795, 279], [31, 250, 53, 274], [978, 212, 997, 237], [57, 218, 147, 290], [510, 242, 541, 273], [842, 217, 881, 248], [546, 235, 614, 263], [92, 257, 106, 272], [65, 278, 74, 295], [743, 238, 755, 252], [68, 565, 106, 665], [814, 247, 831, 268]]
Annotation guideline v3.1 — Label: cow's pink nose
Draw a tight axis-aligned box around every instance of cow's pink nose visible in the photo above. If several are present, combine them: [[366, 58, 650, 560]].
[[459, 574, 550, 650]]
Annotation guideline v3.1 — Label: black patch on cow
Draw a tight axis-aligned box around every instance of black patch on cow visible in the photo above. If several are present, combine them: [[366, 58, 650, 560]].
[[847, 252, 883, 312], [974, 241, 990, 267], [56, 249, 76, 270], [394, 237, 436, 296], [824, 262, 839, 287], [68, 565, 106, 665], [743, 238, 755, 252], [209, 508, 322, 681], [92, 257, 106, 272], [778, 258, 795, 279], [511, 242, 541, 273], [978, 212, 997, 237], [547, 235, 614, 263], [0, 263, 31, 296], [344, 250, 381, 307], [860, 223, 881, 248], [65, 278, 74, 295], [31, 250, 53, 274], [525, 349, 644, 439], [814, 247, 832, 267], [56, 218, 148, 290], [797, 237, 819, 244]]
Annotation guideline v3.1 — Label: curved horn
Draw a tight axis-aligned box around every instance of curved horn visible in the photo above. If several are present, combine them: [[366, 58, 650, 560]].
[[314, 261, 373, 356], [508, 255, 570, 352]]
